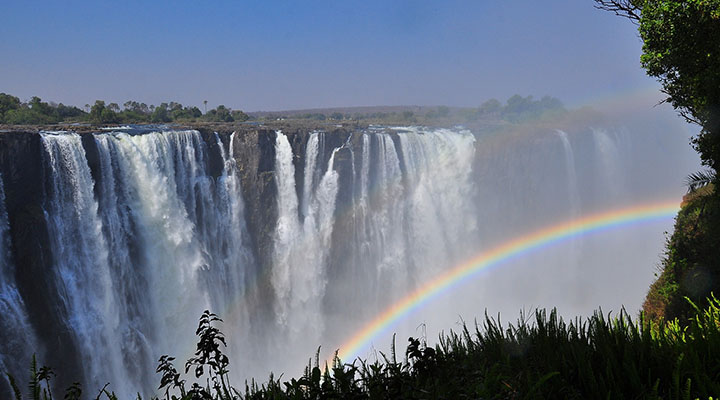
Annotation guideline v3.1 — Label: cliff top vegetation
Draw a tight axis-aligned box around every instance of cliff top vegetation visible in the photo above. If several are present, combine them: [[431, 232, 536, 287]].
[[0, 92, 565, 130]]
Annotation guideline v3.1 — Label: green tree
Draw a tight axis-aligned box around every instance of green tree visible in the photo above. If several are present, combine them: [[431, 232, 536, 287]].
[[89, 100, 119, 124], [596, 0, 720, 169], [204, 105, 234, 122], [55, 103, 85, 120], [150, 103, 171, 123], [597, 0, 720, 322], [478, 98, 502, 116], [89, 100, 107, 124], [101, 108, 119, 124], [0, 93, 21, 123], [28, 96, 54, 118], [231, 109, 249, 122]]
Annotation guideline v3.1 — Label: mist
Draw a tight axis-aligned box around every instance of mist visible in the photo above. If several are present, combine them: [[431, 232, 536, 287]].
[[0, 1, 708, 398]]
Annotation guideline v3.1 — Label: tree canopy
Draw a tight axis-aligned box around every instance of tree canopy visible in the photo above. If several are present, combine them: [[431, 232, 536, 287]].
[[0, 93, 252, 125], [596, 0, 720, 168], [598, 0, 720, 322]]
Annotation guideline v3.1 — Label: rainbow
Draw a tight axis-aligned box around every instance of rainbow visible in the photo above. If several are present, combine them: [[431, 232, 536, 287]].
[[336, 200, 680, 361]]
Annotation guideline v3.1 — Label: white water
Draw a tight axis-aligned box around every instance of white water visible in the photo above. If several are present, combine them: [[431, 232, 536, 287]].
[[592, 128, 625, 202], [1, 122, 700, 397], [35, 130, 256, 398], [271, 127, 480, 354], [40, 132, 131, 392], [272, 131, 340, 354], [556, 130, 581, 217]]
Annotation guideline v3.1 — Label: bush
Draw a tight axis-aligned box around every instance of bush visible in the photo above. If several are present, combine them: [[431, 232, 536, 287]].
[[9, 296, 720, 399]]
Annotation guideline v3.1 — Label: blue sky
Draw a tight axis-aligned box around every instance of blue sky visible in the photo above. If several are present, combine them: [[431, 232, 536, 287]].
[[0, 1, 659, 111]]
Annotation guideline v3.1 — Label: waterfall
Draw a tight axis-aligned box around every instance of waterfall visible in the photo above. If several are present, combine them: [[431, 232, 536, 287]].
[[396, 127, 477, 280], [365, 133, 408, 300], [555, 130, 584, 303], [0, 122, 698, 397], [592, 128, 625, 202], [33, 130, 255, 398], [268, 127, 478, 357], [209, 132, 254, 308], [271, 131, 303, 326], [272, 131, 340, 349], [556, 130, 581, 217], [40, 132, 131, 393]]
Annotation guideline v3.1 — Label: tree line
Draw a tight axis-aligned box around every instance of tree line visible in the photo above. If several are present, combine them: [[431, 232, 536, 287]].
[[0, 92, 566, 126], [0, 94, 250, 125], [271, 95, 565, 124]]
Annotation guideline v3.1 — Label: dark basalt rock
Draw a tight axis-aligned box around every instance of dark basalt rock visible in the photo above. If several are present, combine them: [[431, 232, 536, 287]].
[[0, 131, 82, 393], [0, 123, 373, 396]]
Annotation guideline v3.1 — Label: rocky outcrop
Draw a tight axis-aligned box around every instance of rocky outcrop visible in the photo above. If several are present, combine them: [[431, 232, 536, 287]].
[[0, 131, 81, 390]]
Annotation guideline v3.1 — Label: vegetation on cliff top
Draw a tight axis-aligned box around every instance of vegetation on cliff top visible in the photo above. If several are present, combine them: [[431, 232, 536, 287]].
[[0, 92, 565, 127], [0, 94, 251, 125]]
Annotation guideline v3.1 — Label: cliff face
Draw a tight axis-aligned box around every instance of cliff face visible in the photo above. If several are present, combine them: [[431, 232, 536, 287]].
[[0, 125, 359, 394], [197, 126, 355, 296], [0, 131, 80, 377], [0, 121, 695, 398], [643, 185, 720, 321]]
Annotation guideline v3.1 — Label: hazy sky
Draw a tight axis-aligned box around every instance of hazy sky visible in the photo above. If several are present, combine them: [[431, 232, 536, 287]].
[[0, 1, 660, 111]]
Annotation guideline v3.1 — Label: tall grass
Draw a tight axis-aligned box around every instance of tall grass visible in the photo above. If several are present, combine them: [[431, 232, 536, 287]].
[[6, 297, 720, 399]]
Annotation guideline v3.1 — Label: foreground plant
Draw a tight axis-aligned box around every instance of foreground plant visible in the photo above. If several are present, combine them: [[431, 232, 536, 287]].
[[6, 296, 720, 399]]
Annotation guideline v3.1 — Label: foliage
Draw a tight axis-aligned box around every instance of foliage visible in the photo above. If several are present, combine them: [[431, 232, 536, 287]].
[[597, 0, 720, 325], [465, 95, 566, 123], [596, 0, 720, 168], [502, 95, 565, 122], [0, 91, 568, 127], [0, 93, 22, 120], [90, 101, 120, 124], [0, 92, 251, 125], [644, 186, 720, 321], [9, 299, 720, 399], [150, 103, 172, 123], [640, 0, 720, 169], [203, 105, 235, 123], [686, 169, 716, 193], [0, 95, 81, 125], [221, 298, 720, 399], [478, 98, 502, 116]]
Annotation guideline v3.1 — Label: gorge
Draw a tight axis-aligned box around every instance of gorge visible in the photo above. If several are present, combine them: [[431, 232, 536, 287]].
[[0, 114, 699, 398]]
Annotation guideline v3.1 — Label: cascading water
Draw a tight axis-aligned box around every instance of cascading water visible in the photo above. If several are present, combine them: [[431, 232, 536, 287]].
[[592, 128, 625, 202], [10, 130, 257, 398], [0, 121, 700, 397], [555, 130, 583, 302], [40, 132, 132, 391], [556, 130, 581, 217], [93, 130, 257, 396], [271, 131, 341, 355]]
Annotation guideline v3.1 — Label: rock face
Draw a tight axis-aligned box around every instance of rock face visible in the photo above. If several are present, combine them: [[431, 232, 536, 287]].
[[0, 125, 364, 396], [0, 132, 78, 378]]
